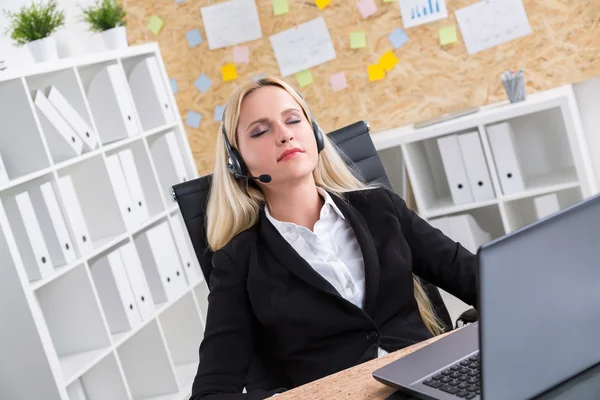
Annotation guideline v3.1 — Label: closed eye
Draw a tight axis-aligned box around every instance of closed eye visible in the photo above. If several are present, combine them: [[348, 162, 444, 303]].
[[251, 130, 268, 138], [287, 120, 301, 125]]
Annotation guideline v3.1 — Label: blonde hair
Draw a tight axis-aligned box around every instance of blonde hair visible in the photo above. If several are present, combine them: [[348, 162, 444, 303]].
[[205, 76, 444, 336]]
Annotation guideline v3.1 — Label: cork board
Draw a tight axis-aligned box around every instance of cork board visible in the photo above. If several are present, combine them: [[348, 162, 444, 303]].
[[122, 0, 600, 176]]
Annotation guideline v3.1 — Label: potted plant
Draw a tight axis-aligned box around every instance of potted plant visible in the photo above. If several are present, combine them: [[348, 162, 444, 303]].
[[81, 0, 128, 50], [3, 0, 65, 63]]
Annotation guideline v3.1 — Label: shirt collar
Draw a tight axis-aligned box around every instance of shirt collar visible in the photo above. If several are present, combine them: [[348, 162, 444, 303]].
[[264, 187, 345, 230]]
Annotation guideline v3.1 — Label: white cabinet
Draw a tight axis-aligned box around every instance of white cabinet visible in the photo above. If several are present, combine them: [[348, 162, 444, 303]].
[[0, 44, 206, 400]]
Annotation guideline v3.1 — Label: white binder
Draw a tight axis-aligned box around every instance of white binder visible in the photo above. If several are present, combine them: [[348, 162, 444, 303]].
[[117, 149, 150, 224], [135, 222, 187, 304], [534, 193, 561, 220], [457, 132, 495, 202], [105, 154, 138, 229], [127, 57, 174, 130], [486, 122, 526, 196], [437, 135, 474, 205], [91, 250, 142, 334], [87, 64, 140, 144], [13, 191, 53, 280], [165, 131, 188, 183], [47, 86, 98, 150], [33, 90, 84, 158], [30, 182, 77, 266], [119, 242, 155, 320], [0, 152, 9, 185], [170, 214, 202, 284], [58, 175, 94, 255]]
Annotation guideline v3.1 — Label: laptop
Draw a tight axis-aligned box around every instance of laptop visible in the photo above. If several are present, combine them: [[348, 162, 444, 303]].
[[373, 193, 600, 400]]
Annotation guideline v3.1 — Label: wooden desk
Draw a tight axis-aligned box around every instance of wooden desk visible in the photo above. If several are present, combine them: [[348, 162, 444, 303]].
[[276, 333, 450, 400]]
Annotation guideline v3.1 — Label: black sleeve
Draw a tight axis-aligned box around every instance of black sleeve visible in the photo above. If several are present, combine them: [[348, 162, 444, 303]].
[[190, 249, 284, 400], [387, 190, 478, 307]]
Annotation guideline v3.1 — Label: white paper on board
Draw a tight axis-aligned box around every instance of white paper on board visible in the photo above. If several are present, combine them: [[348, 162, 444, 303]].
[[200, 0, 262, 50], [399, 0, 448, 29], [269, 17, 336, 77], [455, 0, 532, 55]]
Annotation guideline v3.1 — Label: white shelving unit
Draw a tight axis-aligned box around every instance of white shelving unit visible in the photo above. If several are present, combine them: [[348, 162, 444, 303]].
[[371, 85, 599, 322], [0, 43, 208, 400]]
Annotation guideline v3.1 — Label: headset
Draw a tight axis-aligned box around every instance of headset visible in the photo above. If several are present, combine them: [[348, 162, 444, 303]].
[[221, 86, 325, 184]]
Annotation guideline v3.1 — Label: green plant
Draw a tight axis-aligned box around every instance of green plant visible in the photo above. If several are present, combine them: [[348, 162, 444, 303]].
[[81, 0, 127, 33], [3, 0, 65, 46]]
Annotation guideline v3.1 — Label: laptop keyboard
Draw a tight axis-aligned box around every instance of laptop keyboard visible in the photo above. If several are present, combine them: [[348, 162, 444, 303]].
[[422, 353, 481, 399]]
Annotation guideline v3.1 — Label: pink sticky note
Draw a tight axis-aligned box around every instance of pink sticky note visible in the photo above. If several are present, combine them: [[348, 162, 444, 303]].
[[329, 72, 348, 92], [233, 46, 249, 64], [357, 0, 377, 19]]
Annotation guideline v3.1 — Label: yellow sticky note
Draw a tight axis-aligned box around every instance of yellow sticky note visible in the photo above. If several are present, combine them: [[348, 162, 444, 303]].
[[315, 0, 331, 9], [368, 64, 385, 81], [439, 25, 458, 46], [273, 0, 289, 15], [379, 50, 399, 72], [296, 70, 313, 88], [221, 64, 237, 81], [147, 15, 164, 35], [350, 31, 367, 49]]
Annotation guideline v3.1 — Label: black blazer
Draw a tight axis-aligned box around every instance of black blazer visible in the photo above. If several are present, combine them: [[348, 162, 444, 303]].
[[190, 187, 477, 400]]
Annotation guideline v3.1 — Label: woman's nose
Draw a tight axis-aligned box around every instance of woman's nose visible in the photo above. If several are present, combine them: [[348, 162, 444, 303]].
[[276, 124, 294, 144]]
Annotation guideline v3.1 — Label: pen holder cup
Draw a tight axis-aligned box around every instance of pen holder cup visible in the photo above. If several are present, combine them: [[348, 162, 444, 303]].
[[503, 74, 526, 103]]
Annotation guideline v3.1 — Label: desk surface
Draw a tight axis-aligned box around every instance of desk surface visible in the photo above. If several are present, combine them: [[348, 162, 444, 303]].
[[276, 333, 449, 400]]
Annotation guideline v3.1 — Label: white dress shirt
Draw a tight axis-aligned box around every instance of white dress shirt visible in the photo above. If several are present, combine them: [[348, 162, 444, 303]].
[[265, 187, 388, 358]]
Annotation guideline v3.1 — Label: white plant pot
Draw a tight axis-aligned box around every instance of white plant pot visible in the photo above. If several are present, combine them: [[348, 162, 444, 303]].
[[100, 26, 128, 50], [27, 36, 59, 63]]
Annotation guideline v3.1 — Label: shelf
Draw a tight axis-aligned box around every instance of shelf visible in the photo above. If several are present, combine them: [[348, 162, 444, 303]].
[[0, 77, 52, 182], [61, 347, 113, 386], [0, 166, 53, 194], [423, 198, 499, 220], [173, 362, 197, 400], [500, 168, 580, 203], [66, 352, 130, 400], [117, 320, 179, 400], [30, 259, 81, 291]]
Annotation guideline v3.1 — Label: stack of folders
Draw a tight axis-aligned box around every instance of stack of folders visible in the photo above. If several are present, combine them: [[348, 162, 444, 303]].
[[90, 242, 156, 335], [485, 122, 525, 196], [437, 131, 495, 206], [4, 180, 85, 282], [134, 221, 190, 305], [33, 87, 98, 158], [429, 214, 492, 254], [105, 149, 150, 230], [87, 64, 141, 144]]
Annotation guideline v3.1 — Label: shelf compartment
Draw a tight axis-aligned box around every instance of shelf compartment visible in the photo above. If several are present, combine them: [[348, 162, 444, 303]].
[[105, 139, 165, 223], [377, 145, 408, 198], [0, 77, 51, 182], [66, 352, 129, 400], [117, 320, 179, 400], [159, 293, 202, 391], [503, 186, 583, 233], [78, 61, 142, 145], [484, 107, 579, 197], [147, 129, 194, 206], [34, 264, 111, 384], [0, 213, 63, 400], [25, 68, 99, 161], [121, 54, 176, 131], [56, 154, 127, 254]]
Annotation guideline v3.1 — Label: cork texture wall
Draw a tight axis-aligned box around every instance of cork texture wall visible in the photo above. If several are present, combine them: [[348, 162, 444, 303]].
[[121, 0, 600, 175]]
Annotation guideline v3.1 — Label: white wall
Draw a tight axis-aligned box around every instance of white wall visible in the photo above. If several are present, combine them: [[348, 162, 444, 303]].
[[0, 0, 105, 70]]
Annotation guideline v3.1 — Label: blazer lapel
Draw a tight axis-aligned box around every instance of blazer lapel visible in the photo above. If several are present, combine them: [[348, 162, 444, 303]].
[[258, 211, 341, 300], [331, 193, 381, 316]]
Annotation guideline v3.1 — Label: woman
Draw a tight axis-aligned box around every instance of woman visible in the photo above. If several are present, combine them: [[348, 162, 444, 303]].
[[190, 76, 477, 400]]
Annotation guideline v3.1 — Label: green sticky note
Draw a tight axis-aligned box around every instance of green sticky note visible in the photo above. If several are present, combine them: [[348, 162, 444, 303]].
[[273, 0, 289, 15], [350, 31, 367, 49], [296, 70, 313, 88], [148, 15, 164, 35], [439, 25, 458, 46]]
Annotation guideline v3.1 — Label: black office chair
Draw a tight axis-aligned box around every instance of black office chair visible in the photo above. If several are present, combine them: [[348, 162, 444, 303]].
[[170, 121, 476, 332]]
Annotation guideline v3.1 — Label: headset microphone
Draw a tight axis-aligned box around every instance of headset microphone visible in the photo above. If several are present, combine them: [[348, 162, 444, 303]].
[[242, 174, 272, 183]]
